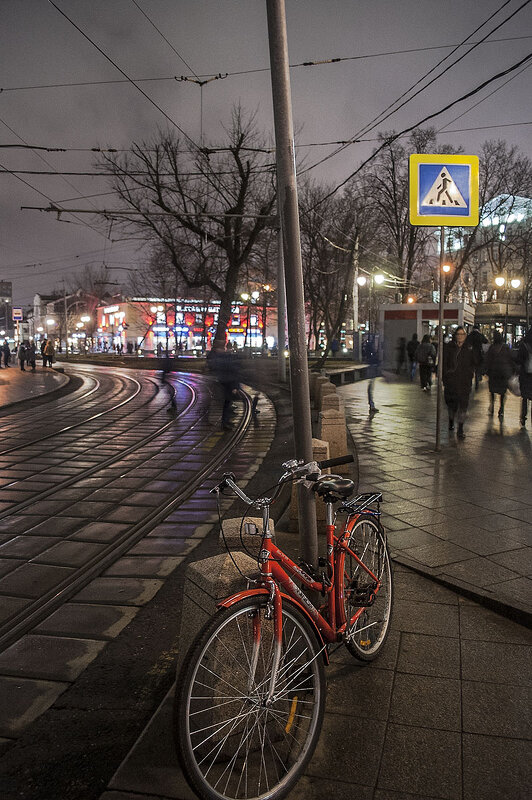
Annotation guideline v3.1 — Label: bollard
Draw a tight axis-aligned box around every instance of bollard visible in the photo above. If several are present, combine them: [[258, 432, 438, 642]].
[[317, 380, 336, 411], [318, 409, 350, 474], [289, 438, 330, 534]]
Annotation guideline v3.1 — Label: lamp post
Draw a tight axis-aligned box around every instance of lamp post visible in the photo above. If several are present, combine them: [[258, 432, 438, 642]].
[[356, 272, 385, 334], [495, 275, 521, 342]]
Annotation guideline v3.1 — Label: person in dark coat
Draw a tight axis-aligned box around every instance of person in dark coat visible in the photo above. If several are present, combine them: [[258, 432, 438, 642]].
[[2, 341, 10, 367], [395, 337, 407, 375], [466, 323, 488, 390], [208, 341, 242, 430], [517, 326, 532, 427], [416, 334, 436, 391], [406, 333, 418, 381], [443, 326, 479, 440], [485, 331, 515, 419]]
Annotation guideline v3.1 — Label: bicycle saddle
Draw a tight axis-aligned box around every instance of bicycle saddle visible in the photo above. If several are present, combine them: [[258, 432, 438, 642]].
[[313, 475, 355, 500]]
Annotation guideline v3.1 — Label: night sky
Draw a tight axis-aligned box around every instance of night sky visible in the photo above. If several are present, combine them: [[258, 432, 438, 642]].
[[1, 0, 531, 305]]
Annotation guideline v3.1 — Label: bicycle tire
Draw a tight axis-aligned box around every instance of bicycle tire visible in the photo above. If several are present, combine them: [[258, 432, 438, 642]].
[[338, 515, 393, 661], [174, 595, 326, 800]]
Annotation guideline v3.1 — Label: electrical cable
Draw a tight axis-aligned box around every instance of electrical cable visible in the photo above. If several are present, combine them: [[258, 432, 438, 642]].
[[308, 50, 532, 210], [1, 35, 530, 93], [303, 0, 532, 174], [46, 0, 201, 152], [129, 0, 200, 79]]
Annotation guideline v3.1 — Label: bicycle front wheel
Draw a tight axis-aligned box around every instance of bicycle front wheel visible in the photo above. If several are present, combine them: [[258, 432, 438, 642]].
[[338, 516, 393, 661], [174, 596, 326, 800]]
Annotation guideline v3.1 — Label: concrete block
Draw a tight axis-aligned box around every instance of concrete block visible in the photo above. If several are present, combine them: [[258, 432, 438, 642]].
[[318, 409, 349, 474], [312, 375, 329, 404], [289, 438, 330, 534], [320, 391, 345, 412], [218, 516, 274, 551], [317, 381, 336, 410], [178, 551, 258, 670]]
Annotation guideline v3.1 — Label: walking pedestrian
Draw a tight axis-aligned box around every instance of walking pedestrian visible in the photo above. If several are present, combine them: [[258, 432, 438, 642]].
[[406, 333, 418, 381], [443, 326, 479, 440], [485, 331, 514, 419], [160, 354, 177, 413], [26, 341, 37, 372], [2, 340, 10, 367], [207, 341, 242, 430], [395, 337, 407, 375], [365, 338, 380, 417], [40, 339, 48, 367], [17, 342, 27, 371], [517, 325, 532, 427], [466, 323, 488, 390], [416, 334, 436, 391], [44, 339, 55, 367]]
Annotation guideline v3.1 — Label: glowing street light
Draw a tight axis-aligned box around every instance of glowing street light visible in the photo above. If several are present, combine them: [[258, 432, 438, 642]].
[[442, 264, 451, 273], [374, 273, 385, 285], [46, 319, 55, 326], [494, 275, 505, 287], [80, 315, 91, 323]]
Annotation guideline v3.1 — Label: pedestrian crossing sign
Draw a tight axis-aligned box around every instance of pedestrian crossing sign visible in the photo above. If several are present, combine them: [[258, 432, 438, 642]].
[[409, 154, 479, 226]]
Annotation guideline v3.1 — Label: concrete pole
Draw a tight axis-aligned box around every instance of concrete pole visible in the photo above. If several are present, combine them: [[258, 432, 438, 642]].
[[351, 237, 359, 361], [277, 225, 287, 383], [436, 226, 445, 452], [266, 0, 317, 565]]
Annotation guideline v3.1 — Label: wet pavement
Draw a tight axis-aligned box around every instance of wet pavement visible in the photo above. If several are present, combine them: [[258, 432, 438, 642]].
[[0, 362, 276, 746], [0, 362, 530, 800], [0, 362, 69, 408], [340, 373, 532, 621]]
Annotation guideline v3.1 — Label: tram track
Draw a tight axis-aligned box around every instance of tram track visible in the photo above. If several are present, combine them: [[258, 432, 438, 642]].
[[0, 384, 252, 651]]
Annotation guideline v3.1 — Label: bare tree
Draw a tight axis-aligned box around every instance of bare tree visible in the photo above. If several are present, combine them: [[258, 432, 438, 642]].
[[98, 108, 276, 348], [445, 141, 532, 296]]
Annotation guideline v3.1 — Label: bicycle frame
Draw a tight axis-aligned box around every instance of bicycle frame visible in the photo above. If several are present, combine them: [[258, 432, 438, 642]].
[[220, 507, 383, 648]]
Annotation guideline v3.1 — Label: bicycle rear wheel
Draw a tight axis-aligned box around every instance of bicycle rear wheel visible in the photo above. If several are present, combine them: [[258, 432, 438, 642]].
[[174, 596, 326, 800], [338, 516, 393, 661]]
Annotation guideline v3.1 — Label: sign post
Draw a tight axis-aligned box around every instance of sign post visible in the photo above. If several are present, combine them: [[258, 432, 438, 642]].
[[409, 154, 479, 450]]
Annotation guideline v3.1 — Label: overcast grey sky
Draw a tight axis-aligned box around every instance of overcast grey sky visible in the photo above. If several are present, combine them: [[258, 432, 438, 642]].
[[1, 0, 531, 306]]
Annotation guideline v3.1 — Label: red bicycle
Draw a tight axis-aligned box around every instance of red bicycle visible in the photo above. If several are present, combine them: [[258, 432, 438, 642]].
[[175, 454, 393, 800]]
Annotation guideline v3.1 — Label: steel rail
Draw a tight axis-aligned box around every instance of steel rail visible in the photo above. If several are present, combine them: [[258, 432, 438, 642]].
[[0, 388, 253, 651], [0, 375, 196, 520]]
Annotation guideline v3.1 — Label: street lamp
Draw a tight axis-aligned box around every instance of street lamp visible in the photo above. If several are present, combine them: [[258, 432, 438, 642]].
[[495, 275, 522, 341]]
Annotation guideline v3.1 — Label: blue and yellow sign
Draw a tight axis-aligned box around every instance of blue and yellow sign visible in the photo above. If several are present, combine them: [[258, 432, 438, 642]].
[[409, 154, 479, 227]]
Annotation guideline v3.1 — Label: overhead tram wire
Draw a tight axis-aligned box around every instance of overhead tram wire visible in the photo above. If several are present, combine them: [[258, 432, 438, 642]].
[[1, 35, 530, 94], [2, 119, 531, 159], [302, 0, 532, 174], [0, 116, 106, 240], [129, 0, 200, 80], [308, 50, 532, 211], [46, 0, 201, 153]]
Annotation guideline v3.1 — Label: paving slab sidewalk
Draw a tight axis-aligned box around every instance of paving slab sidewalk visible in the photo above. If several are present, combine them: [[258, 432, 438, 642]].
[[0, 364, 68, 410], [99, 563, 531, 800], [340, 375, 532, 621]]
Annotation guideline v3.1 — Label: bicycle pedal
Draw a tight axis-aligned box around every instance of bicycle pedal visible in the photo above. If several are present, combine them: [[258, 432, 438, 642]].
[[350, 587, 376, 606]]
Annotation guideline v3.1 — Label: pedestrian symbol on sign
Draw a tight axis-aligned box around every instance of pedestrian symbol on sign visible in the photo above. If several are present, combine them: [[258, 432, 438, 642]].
[[422, 167, 467, 208]]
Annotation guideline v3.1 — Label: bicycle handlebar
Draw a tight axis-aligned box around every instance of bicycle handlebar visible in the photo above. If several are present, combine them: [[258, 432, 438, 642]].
[[211, 454, 354, 508], [317, 454, 354, 469]]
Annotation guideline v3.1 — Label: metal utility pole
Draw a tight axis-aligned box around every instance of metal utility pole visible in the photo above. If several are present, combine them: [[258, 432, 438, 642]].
[[351, 237, 359, 361], [277, 225, 287, 383], [436, 226, 445, 452], [266, 0, 318, 565], [63, 281, 68, 358]]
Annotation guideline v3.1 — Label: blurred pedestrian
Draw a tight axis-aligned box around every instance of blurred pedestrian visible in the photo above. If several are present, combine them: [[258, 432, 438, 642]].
[[443, 326, 479, 440], [2, 341, 10, 367], [44, 339, 55, 367], [160, 354, 177, 413], [485, 331, 514, 419], [330, 338, 339, 358], [26, 341, 37, 372], [517, 325, 532, 427], [365, 337, 380, 417], [17, 342, 27, 371], [208, 341, 242, 430], [406, 333, 418, 381], [395, 337, 407, 375], [40, 339, 47, 367], [466, 323, 488, 390], [416, 334, 436, 391]]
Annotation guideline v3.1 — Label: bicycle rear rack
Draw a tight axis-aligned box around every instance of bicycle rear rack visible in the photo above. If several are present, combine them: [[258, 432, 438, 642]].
[[339, 492, 382, 516]]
